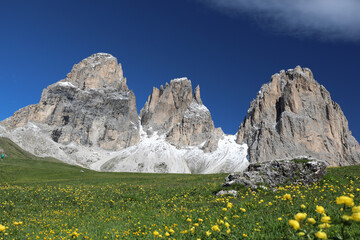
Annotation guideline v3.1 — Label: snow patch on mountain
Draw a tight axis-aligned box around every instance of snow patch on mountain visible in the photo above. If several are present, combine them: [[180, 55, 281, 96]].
[[0, 121, 249, 174]]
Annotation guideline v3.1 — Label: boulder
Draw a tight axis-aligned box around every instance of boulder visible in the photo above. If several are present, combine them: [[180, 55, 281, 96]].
[[223, 159, 327, 189]]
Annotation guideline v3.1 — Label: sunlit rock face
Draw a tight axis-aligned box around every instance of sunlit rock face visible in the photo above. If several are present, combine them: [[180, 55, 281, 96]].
[[236, 66, 360, 166], [3, 53, 140, 151], [0, 53, 249, 173], [140, 78, 223, 152]]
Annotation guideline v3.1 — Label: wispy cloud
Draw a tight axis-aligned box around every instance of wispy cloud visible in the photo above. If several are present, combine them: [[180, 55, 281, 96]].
[[201, 0, 360, 41]]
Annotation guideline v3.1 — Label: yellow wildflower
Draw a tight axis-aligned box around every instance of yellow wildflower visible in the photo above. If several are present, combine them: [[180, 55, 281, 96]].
[[315, 231, 328, 239], [240, 208, 246, 212], [318, 223, 331, 229], [71, 231, 80, 238], [307, 218, 316, 224], [212, 225, 220, 232], [186, 218, 192, 222], [222, 208, 228, 211], [351, 212, 360, 222], [301, 204, 306, 209], [0, 224, 5, 232], [342, 215, 352, 221], [206, 231, 211, 236], [298, 232, 305, 237], [169, 229, 175, 234], [283, 194, 292, 200], [321, 215, 331, 223], [243, 233, 247, 237], [316, 206, 325, 214], [278, 217, 282, 221], [227, 202, 233, 209], [336, 196, 354, 207], [165, 232, 170, 237], [225, 222, 230, 228], [289, 220, 300, 230], [153, 230, 159, 236], [352, 206, 360, 213], [294, 213, 307, 222]]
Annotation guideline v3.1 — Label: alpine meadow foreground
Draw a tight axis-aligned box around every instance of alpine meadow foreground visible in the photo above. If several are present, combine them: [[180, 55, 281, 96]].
[[1, 138, 360, 239]]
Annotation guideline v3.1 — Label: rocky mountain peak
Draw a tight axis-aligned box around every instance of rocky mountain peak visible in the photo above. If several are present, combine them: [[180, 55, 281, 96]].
[[237, 66, 360, 166], [194, 85, 202, 105], [3, 53, 139, 151], [65, 53, 128, 91], [140, 77, 223, 152]]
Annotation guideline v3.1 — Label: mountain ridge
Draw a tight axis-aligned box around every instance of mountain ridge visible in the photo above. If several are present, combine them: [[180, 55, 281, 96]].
[[1, 53, 359, 173]]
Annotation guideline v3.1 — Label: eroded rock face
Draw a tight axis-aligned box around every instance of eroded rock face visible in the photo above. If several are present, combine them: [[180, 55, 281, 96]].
[[223, 159, 327, 189], [140, 78, 223, 152], [3, 53, 139, 150], [236, 66, 360, 166]]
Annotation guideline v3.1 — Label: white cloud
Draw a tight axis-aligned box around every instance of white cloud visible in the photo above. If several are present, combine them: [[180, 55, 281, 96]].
[[201, 0, 360, 41]]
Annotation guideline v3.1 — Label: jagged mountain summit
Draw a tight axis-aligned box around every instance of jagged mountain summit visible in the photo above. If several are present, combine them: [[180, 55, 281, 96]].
[[1, 54, 359, 172], [236, 66, 360, 166], [3, 53, 140, 151], [140, 78, 223, 152], [0, 53, 248, 173]]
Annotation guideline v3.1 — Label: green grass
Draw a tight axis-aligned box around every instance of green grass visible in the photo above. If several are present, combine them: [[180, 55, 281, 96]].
[[0, 137, 360, 239]]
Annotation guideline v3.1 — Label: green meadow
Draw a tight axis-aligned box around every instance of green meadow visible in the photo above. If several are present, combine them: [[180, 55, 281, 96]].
[[0, 137, 359, 239]]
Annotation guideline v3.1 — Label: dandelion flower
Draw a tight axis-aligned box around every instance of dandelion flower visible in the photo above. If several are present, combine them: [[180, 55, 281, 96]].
[[0, 225, 5, 232], [206, 231, 211, 236], [227, 202, 233, 209], [153, 231, 159, 236]]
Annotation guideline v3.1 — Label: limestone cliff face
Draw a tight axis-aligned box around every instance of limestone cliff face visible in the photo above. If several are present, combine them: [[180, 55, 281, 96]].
[[4, 53, 139, 150], [236, 66, 360, 166], [140, 78, 223, 152]]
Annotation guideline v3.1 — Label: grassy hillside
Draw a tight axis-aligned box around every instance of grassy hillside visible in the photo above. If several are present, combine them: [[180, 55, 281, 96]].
[[0, 137, 360, 239]]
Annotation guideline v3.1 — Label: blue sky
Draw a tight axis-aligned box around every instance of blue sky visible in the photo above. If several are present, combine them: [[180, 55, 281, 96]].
[[1, 0, 360, 140]]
